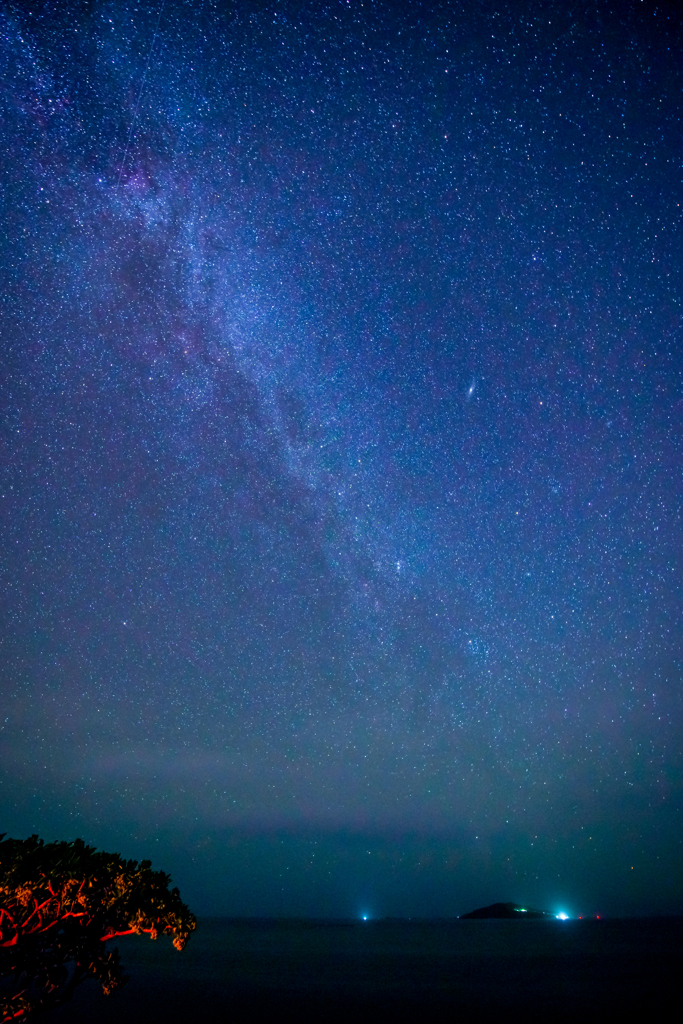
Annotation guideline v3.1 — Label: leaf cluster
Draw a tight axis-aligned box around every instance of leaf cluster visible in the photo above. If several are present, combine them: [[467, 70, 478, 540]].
[[0, 834, 196, 1022]]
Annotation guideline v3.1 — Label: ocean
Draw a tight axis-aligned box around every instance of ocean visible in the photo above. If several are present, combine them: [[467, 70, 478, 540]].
[[51, 916, 682, 1022]]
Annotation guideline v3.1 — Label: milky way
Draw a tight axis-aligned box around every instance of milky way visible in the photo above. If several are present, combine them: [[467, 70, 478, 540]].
[[1, 0, 681, 917]]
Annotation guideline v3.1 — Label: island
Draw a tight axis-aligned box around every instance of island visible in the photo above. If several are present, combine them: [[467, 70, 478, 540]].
[[459, 902, 554, 919]]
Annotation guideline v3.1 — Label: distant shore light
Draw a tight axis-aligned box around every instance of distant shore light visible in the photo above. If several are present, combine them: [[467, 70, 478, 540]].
[[556, 912, 569, 920]]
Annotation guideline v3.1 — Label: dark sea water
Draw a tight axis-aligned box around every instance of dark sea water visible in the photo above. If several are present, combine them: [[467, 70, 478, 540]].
[[51, 917, 682, 1023]]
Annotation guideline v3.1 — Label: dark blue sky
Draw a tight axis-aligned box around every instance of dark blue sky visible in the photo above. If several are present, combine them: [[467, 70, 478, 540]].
[[1, 0, 681, 918]]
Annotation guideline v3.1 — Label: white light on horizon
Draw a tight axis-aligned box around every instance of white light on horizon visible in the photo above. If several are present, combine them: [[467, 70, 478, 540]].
[[556, 912, 569, 920]]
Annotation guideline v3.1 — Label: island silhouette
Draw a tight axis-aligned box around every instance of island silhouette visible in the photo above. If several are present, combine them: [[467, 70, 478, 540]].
[[460, 902, 554, 919]]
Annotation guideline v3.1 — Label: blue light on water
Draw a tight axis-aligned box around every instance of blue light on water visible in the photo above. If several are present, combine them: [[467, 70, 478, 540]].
[[555, 912, 569, 920]]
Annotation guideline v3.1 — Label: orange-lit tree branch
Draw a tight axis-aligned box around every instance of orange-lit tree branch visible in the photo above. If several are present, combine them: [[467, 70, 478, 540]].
[[0, 834, 196, 1022]]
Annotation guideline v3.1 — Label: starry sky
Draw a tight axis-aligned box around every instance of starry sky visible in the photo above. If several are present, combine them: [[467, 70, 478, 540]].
[[1, 0, 682, 919]]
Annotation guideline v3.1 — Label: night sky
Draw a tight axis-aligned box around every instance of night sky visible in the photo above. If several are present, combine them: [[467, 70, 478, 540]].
[[1, 0, 682, 919]]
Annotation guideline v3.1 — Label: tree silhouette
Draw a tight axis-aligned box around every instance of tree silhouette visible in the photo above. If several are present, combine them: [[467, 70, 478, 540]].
[[0, 834, 196, 1021]]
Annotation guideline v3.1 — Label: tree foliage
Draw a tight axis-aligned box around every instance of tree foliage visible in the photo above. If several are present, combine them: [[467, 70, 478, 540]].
[[0, 834, 196, 1021]]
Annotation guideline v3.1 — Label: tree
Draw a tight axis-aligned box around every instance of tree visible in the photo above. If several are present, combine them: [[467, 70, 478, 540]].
[[0, 834, 196, 1021]]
